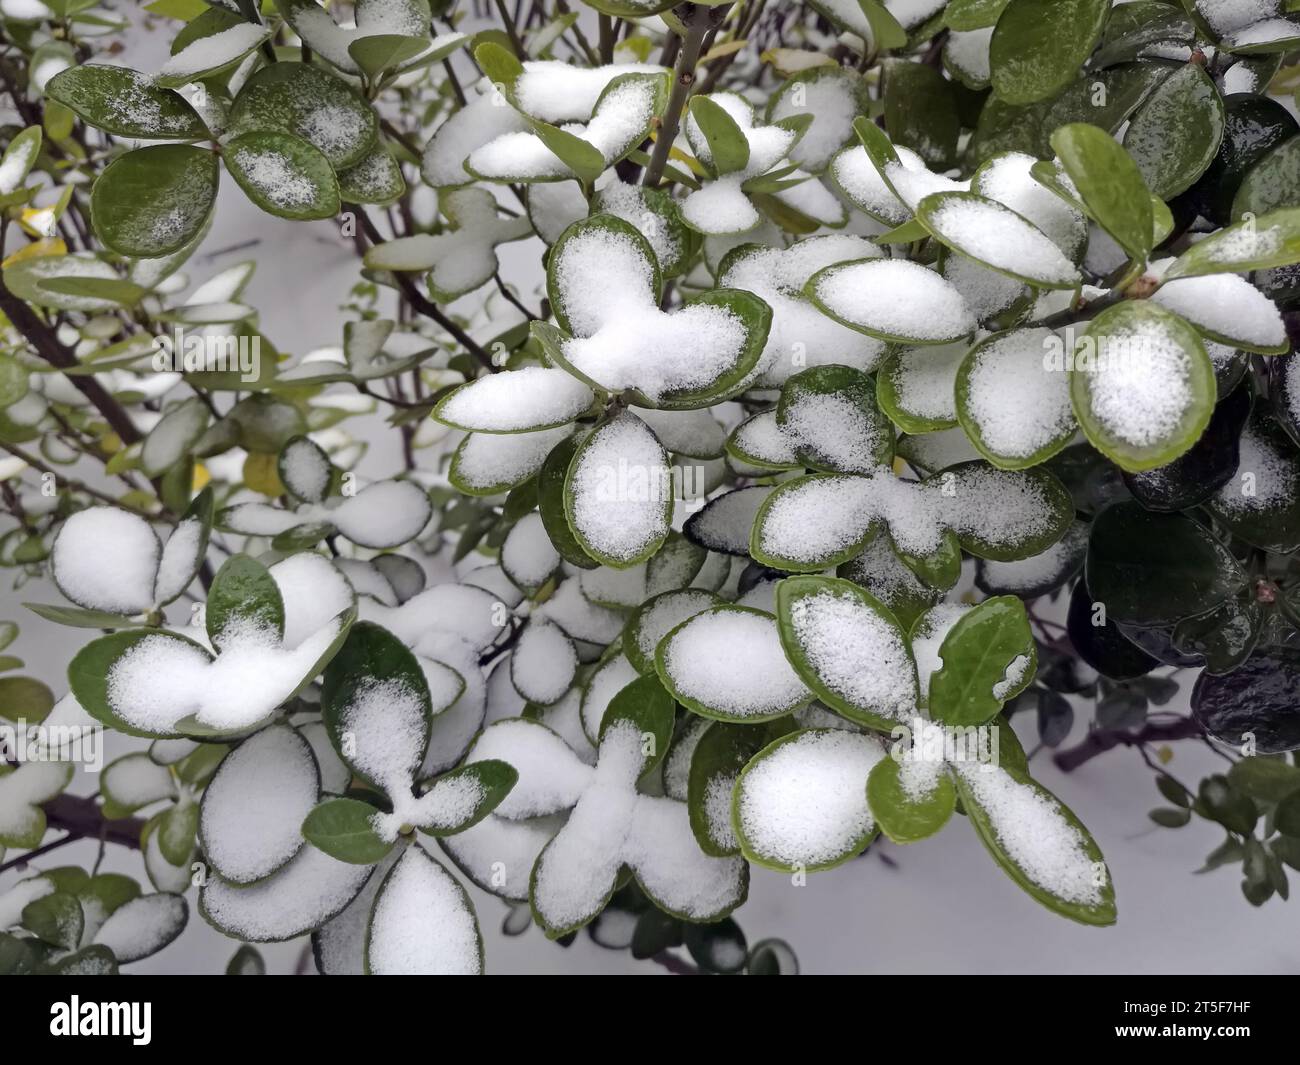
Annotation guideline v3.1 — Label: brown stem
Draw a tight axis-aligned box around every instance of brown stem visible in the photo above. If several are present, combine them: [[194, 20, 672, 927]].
[[1053, 717, 1205, 773], [0, 794, 146, 874], [0, 272, 142, 446], [642, 5, 717, 189]]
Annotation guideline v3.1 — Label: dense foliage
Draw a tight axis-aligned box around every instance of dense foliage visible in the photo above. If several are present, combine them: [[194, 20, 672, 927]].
[[2, 0, 1300, 974]]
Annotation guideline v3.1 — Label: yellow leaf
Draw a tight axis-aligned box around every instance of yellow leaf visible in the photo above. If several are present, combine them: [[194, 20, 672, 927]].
[[701, 39, 747, 63], [761, 48, 835, 76], [19, 206, 58, 239], [1, 237, 67, 268], [1156, 745, 1173, 765], [243, 451, 284, 497], [192, 462, 211, 491]]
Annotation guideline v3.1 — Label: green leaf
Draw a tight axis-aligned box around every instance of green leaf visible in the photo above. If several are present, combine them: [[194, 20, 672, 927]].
[[883, 59, 960, 169], [224, 130, 340, 221], [599, 673, 676, 781], [916, 190, 1081, 288], [69, 629, 210, 738], [302, 797, 395, 864], [689, 95, 751, 176], [1122, 64, 1225, 201], [527, 120, 607, 186], [22, 892, 84, 951], [537, 433, 598, 570], [1149, 807, 1191, 828], [0, 126, 41, 196], [156, 13, 272, 88], [46, 65, 208, 139], [777, 364, 893, 471], [0, 676, 55, 722], [24, 602, 142, 629], [859, 0, 908, 47], [474, 40, 524, 93], [1086, 501, 1247, 626], [687, 719, 795, 856], [348, 34, 431, 79], [38, 276, 148, 306], [990, 0, 1111, 105], [1193, 647, 1300, 755], [1228, 757, 1300, 804], [158, 801, 200, 865], [1050, 122, 1153, 261], [337, 144, 406, 207], [227, 61, 377, 170], [320, 621, 433, 787], [775, 574, 918, 730], [946, 0, 1010, 30], [1165, 206, 1300, 279], [1233, 134, 1300, 219], [91, 145, 219, 258], [927, 596, 1035, 725], [952, 764, 1117, 925], [205, 554, 285, 650], [226, 943, 265, 974], [1207, 412, 1300, 552], [867, 755, 956, 843], [1070, 300, 1215, 472], [415, 759, 518, 836]]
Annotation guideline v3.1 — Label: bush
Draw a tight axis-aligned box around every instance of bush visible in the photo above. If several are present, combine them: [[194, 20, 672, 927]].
[[1, 0, 1299, 975]]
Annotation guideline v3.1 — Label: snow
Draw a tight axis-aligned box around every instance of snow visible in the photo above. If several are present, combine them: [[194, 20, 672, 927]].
[[105, 617, 343, 734], [154, 519, 204, 605], [786, 586, 918, 721], [924, 194, 1080, 288], [511, 619, 577, 704], [942, 250, 1030, 322], [1078, 317, 1199, 449], [831, 145, 909, 225], [736, 729, 885, 867], [336, 672, 428, 809], [514, 61, 663, 123], [780, 387, 890, 473], [0, 133, 38, 195], [329, 479, 431, 547], [1215, 420, 1299, 514], [956, 763, 1105, 905], [466, 718, 593, 819], [201, 842, 373, 942], [768, 70, 861, 173], [502, 512, 560, 590], [567, 414, 671, 565], [280, 438, 331, 502], [422, 91, 531, 188], [961, 328, 1074, 460], [979, 521, 1088, 594], [1152, 274, 1287, 350], [691, 486, 769, 559], [661, 607, 810, 719], [155, 22, 269, 83], [974, 151, 1086, 257], [946, 27, 993, 85], [0, 762, 71, 843], [628, 589, 717, 670], [270, 553, 354, 649], [729, 411, 799, 467], [720, 236, 888, 386], [366, 845, 482, 975], [438, 367, 593, 432], [810, 259, 975, 343], [580, 653, 640, 741], [230, 147, 318, 211], [94, 893, 187, 963], [634, 408, 726, 458], [552, 225, 750, 402], [537, 578, 626, 644], [884, 342, 965, 425], [594, 181, 683, 271], [530, 720, 745, 930], [102, 753, 175, 810], [199, 725, 318, 884], [52, 507, 160, 615], [448, 425, 562, 493]]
